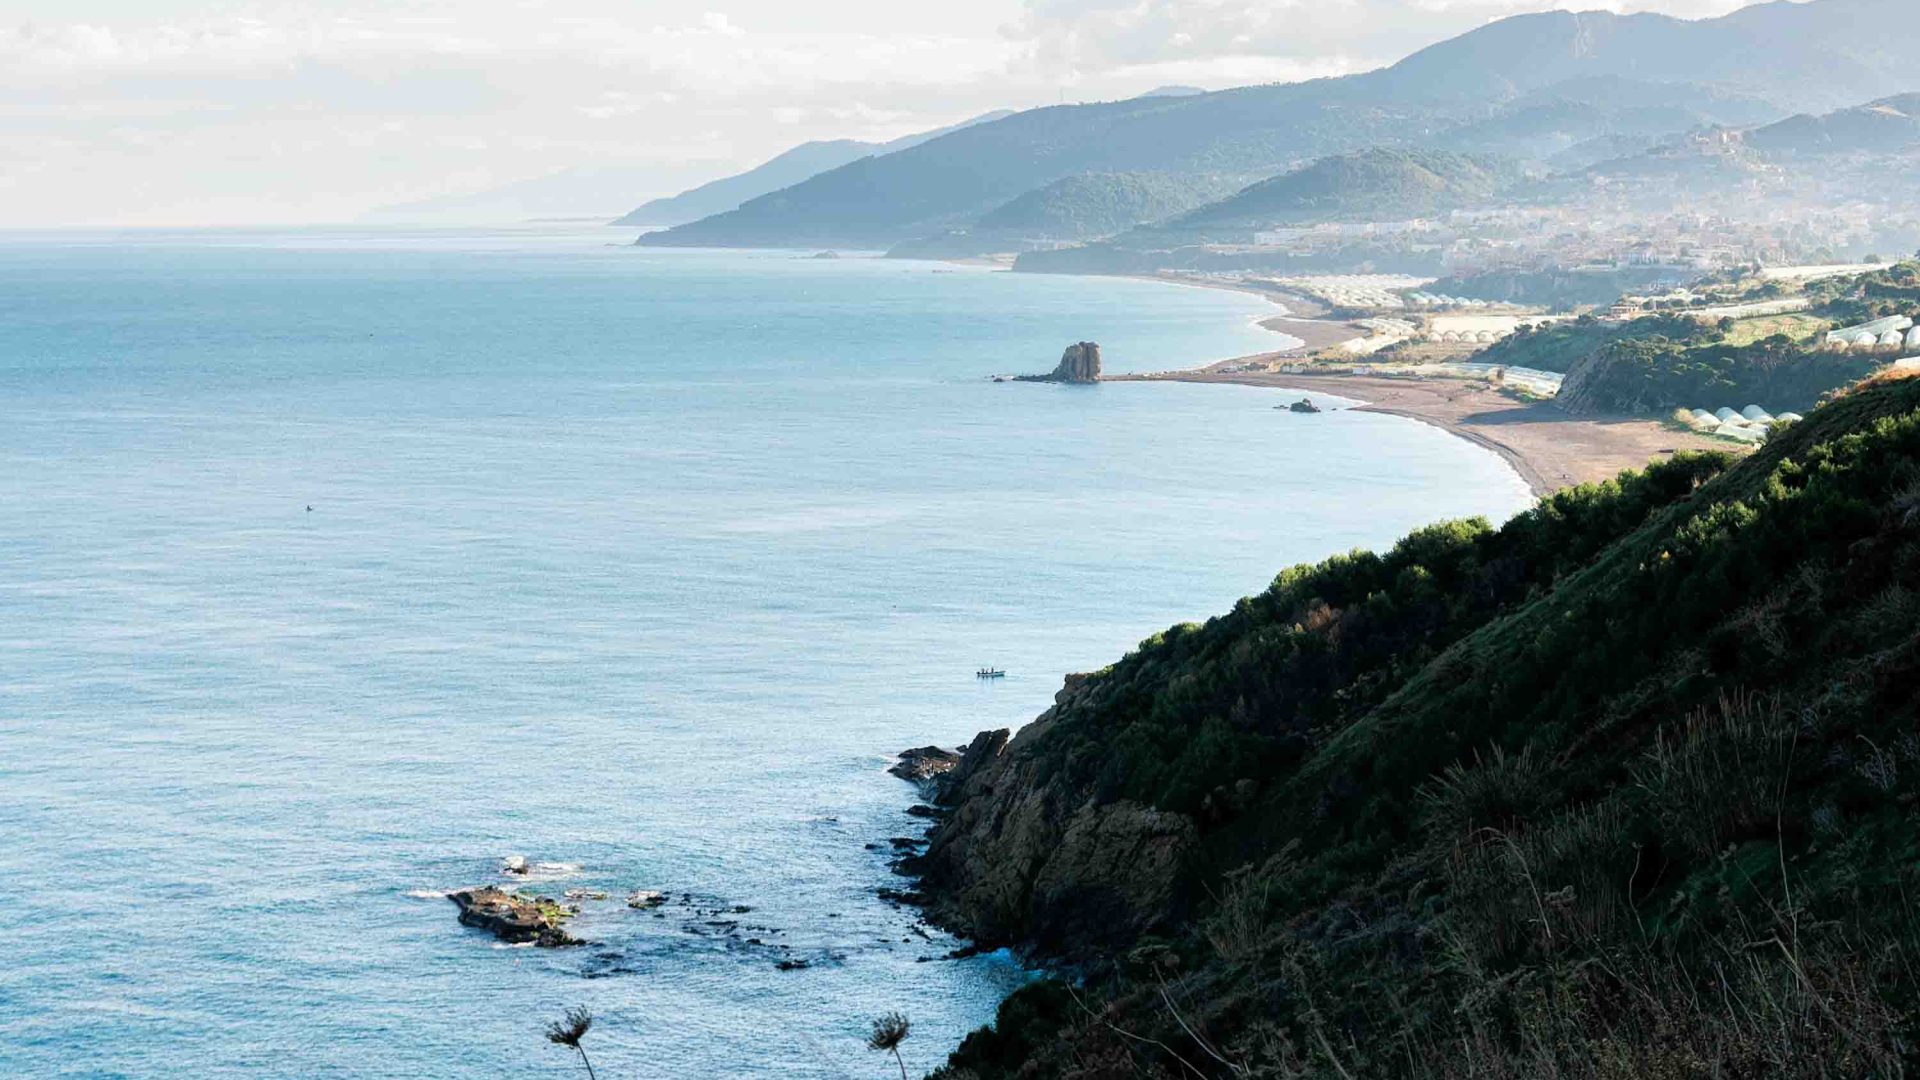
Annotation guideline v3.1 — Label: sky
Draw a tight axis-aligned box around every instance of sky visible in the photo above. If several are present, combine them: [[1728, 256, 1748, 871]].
[[0, 0, 1766, 226]]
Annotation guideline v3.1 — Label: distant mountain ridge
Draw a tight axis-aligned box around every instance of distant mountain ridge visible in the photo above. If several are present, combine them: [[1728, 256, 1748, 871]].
[[1747, 93, 1920, 156], [612, 110, 1014, 228], [638, 0, 1911, 252], [611, 141, 874, 229]]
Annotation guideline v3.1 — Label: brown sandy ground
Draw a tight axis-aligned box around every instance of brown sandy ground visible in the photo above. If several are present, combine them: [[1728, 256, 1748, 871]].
[[1118, 369, 1733, 498]]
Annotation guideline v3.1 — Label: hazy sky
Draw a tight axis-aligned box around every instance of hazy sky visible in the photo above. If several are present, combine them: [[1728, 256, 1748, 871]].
[[2, 0, 1763, 226]]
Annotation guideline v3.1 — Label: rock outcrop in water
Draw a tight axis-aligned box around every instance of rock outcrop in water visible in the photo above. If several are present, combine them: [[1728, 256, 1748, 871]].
[[449, 886, 583, 947], [889, 745, 963, 785], [1016, 342, 1101, 384]]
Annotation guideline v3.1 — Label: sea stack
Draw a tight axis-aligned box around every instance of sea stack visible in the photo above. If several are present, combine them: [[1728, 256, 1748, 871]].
[[1017, 342, 1101, 384]]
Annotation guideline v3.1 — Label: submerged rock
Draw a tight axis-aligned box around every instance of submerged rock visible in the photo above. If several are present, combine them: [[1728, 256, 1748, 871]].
[[449, 886, 582, 947], [625, 889, 666, 910]]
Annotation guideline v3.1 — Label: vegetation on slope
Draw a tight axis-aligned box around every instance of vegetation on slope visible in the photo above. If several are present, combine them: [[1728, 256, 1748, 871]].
[[929, 374, 1920, 1077], [1473, 314, 1704, 374], [1425, 267, 1679, 311], [974, 172, 1241, 240], [1807, 260, 1920, 325], [887, 172, 1245, 259], [1171, 150, 1520, 233], [1474, 312, 1877, 415], [1560, 332, 1879, 414]]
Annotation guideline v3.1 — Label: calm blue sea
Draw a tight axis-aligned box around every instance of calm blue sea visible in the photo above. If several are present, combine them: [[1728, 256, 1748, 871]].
[[0, 225, 1534, 1078]]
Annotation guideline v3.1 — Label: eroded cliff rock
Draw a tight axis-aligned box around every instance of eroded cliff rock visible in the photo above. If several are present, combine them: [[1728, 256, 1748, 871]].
[[913, 674, 1198, 958], [889, 745, 963, 784], [1017, 342, 1102, 384]]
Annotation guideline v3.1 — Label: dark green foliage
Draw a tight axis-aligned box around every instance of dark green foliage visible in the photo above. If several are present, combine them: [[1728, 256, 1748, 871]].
[[1473, 313, 1706, 374], [1498, 311, 1881, 414], [1565, 331, 1880, 413], [935, 376, 1920, 1078], [1029, 451, 1730, 817], [1807, 260, 1920, 325]]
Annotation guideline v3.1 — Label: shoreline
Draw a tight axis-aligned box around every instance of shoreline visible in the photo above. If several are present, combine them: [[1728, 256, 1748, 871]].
[[1092, 271, 1729, 497], [1117, 368, 1731, 498], [1121, 270, 1363, 355]]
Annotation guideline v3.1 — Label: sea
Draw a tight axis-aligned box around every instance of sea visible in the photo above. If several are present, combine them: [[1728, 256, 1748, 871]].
[[0, 224, 1535, 1078]]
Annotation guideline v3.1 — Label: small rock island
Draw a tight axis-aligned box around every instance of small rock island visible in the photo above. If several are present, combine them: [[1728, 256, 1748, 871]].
[[448, 886, 582, 947], [1015, 341, 1101, 384]]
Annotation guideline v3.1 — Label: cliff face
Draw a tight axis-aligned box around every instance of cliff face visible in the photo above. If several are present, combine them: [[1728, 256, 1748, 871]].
[[1017, 342, 1101, 384], [916, 680, 1199, 957]]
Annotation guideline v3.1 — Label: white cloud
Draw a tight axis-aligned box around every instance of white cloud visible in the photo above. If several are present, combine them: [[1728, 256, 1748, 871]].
[[1003, 0, 1764, 84]]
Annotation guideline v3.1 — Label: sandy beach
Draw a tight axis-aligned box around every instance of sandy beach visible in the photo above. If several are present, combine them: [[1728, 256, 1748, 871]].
[[1126, 368, 1730, 497], [1029, 266, 1732, 496]]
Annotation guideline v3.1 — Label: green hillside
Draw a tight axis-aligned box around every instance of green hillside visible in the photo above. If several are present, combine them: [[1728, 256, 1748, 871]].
[[921, 372, 1920, 1077], [1469, 313, 1878, 416], [1174, 149, 1519, 230], [974, 172, 1237, 239]]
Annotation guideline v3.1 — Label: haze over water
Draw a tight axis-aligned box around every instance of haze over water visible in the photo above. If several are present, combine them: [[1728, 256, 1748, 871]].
[[0, 226, 1533, 1078]]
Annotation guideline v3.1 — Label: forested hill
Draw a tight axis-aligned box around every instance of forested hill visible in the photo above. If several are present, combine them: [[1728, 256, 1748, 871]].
[[1172, 149, 1519, 231], [972, 172, 1237, 240], [635, 0, 1909, 251], [916, 371, 1920, 1077]]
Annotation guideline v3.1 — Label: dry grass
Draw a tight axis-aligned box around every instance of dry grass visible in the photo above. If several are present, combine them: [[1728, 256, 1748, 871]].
[[1630, 692, 1801, 862]]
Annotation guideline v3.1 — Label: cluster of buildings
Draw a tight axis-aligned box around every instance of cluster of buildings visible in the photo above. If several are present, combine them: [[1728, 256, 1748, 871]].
[[1251, 274, 1435, 310], [1227, 200, 1911, 285], [1439, 210, 1801, 277]]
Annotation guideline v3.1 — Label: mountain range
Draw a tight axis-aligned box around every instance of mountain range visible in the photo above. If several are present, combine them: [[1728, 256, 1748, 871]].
[[610, 110, 1014, 228], [635, 0, 1914, 253]]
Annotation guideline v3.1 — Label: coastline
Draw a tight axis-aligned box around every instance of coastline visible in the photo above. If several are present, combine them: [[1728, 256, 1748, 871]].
[[1096, 271, 1730, 497]]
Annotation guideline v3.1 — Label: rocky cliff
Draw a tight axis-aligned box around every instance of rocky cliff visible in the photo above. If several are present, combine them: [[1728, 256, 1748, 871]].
[[914, 677, 1200, 958], [1016, 341, 1101, 384]]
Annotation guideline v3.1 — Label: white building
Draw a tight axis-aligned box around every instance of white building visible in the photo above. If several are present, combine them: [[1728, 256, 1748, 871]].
[[1827, 315, 1915, 347]]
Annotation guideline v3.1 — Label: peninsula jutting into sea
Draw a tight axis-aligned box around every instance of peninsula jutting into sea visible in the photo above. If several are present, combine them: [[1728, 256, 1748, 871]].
[[7, 0, 1920, 1076]]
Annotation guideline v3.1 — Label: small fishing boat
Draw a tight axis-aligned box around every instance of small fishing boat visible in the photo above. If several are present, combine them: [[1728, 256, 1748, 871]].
[[976, 667, 1005, 679]]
